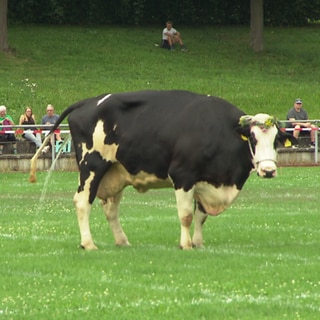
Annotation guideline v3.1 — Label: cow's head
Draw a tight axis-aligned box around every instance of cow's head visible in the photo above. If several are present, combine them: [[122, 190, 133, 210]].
[[238, 113, 297, 178]]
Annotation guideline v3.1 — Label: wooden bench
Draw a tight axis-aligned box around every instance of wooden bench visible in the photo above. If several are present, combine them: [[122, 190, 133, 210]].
[[0, 138, 72, 155], [0, 139, 36, 154]]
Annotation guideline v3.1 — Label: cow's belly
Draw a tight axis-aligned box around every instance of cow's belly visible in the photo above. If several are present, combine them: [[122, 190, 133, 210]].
[[97, 164, 240, 214], [194, 182, 240, 216], [97, 163, 172, 200]]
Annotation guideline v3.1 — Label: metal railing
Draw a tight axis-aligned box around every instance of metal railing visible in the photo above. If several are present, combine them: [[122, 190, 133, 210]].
[[1, 121, 320, 163], [0, 124, 71, 163]]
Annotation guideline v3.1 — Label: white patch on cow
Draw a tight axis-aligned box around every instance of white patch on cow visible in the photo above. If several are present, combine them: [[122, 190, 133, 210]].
[[97, 94, 112, 106], [73, 171, 97, 249], [79, 120, 119, 165], [250, 114, 278, 178], [174, 184, 239, 248], [92, 120, 111, 155], [175, 188, 195, 249], [194, 182, 240, 216]]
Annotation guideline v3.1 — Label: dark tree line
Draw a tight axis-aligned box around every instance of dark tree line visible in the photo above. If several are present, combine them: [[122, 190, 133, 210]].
[[7, 0, 320, 26]]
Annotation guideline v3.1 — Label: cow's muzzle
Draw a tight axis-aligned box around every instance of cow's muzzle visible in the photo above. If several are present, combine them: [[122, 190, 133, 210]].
[[256, 159, 277, 178]]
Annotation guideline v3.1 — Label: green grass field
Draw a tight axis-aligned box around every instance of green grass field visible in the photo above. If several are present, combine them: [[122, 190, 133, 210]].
[[1, 25, 320, 319], [1, 25, 320, 123], [1, 167, 319, 319]]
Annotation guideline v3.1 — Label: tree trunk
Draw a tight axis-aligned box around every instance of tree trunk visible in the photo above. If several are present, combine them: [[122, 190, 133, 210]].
[[0, 0, 8, 51], [250, 0, 264, 52]]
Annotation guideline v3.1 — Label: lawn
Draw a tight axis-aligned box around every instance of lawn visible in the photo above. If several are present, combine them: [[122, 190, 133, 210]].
[[1, 25, 320, 123], [1, 24, 320, 319], [1, 167, 319, 319]]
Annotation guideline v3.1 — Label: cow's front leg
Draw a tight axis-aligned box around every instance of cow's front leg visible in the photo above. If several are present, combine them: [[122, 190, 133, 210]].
[[100, 191, 131, 247], [175, 188, 195, 250], [74, 191, 97, 250], [192, 202, 208, 248]]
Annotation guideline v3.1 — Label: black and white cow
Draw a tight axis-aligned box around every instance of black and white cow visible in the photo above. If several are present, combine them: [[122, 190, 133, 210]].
[[30, 90, 296, 250]]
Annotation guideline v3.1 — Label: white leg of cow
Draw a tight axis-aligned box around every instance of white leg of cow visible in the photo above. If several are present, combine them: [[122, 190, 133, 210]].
[[73, 191, 97, 250], [192, 204, 208, 248], [100, 191, 131, 247], [175, 188, 195, 250]]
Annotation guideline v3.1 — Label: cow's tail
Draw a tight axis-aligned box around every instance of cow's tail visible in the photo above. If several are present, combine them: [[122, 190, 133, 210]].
[[29, 99, 87, 183], [29, 134, 53, 182], [48, 99, 87, 134]]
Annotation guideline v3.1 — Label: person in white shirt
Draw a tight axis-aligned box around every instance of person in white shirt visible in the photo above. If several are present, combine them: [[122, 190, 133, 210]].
[[161, 20, 188, 51]]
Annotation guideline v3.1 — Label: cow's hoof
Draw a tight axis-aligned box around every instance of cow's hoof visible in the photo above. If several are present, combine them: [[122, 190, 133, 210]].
[[80, 243, 98, 250], [192, 242, 204, 249], [115, 241, 131, 247], [179, 244, 193, 250]]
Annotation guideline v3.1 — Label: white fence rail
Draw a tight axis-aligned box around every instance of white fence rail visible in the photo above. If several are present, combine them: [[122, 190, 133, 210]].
[[1, 121, 320, 163]]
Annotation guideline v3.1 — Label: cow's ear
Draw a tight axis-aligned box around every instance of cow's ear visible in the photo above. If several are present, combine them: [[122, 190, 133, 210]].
[[278, 129, 298, 146], [237, 115, 252, 140], [236, 124, 251, 140], [239, 115, 253, 127], [279, 132, 298, 147]]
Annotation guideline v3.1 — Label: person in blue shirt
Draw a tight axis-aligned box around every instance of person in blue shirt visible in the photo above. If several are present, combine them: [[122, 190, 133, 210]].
[[41, 104, 62, 153]]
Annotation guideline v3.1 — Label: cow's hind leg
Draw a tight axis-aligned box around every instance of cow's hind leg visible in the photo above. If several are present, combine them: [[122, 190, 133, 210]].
[[192, 202, 208, 248], [175, 188, 195, 250], [100, 191, 131, 247]]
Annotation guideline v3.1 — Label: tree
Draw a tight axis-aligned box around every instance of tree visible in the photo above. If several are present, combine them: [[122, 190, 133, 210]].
[[250, 0, 264, 52], [0, 0, 8, 51]]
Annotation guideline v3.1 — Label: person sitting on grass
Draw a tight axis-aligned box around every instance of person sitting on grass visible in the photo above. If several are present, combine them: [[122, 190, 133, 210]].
[[0, 105, 17, 155], [161, 20, 188, 51]]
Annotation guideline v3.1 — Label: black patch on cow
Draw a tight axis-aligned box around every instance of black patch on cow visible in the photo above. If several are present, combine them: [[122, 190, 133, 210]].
[[78, 151, 112, 204], [197, 201, 207, 214]]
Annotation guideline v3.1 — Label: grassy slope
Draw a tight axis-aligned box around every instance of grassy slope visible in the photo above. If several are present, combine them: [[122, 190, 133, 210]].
[[0, 25, 320, 123]]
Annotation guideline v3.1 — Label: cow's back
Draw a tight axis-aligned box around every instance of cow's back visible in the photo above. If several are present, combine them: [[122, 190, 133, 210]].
[[68, 90, 250, 189]]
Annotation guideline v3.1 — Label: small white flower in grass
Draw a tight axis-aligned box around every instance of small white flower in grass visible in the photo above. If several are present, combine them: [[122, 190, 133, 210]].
[[103, 288, 109, 296]]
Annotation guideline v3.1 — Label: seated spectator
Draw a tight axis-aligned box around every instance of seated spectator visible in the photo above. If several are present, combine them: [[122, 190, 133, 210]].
[[286, 98, 315, 148], [161, 20, 188, 51], [19, 107, 42, 149], [41, 104, 62, 154], [0, 105, 17, 155]]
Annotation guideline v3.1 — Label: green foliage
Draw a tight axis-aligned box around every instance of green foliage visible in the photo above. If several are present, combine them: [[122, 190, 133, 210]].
[[1, 25, 320, 123], [1, 168, 320, 319], [7, 0, 320, 26]]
